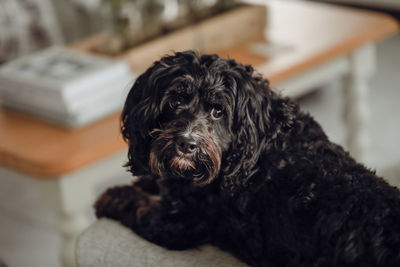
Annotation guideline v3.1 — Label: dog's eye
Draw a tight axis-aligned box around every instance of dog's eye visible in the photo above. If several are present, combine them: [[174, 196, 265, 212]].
[[211, 107, 224, 120], [170, 98, 183, 109]]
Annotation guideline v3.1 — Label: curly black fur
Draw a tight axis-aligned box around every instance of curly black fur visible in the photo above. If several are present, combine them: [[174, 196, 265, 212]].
[[95, 51, 400, 267]]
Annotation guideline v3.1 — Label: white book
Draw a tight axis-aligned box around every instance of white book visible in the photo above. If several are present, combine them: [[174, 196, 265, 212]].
[[1, 73, 135, 115], [0, 46, 131, 102], [3, 89, 128, 128]]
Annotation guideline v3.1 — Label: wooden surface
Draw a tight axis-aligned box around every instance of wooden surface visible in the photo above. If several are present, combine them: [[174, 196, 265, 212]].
[[0, 110, 125, 177], [0, 0, 398, 178]]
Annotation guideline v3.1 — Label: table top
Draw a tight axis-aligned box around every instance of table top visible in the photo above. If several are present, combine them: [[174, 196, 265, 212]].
[[0, 0, 398, 178]]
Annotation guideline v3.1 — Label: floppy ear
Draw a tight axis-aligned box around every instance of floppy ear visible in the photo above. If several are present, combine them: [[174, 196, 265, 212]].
[[220, 62, 271, 194], [221, 61, 297, 194], [121, 58, 177, 175], [121, 66, 160, 176]]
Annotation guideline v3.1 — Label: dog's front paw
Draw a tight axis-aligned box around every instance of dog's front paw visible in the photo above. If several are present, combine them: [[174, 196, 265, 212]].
[[94, 185, 150, 225]]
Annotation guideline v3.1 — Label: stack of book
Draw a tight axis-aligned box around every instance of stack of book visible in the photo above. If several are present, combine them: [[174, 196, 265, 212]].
[[0, 47, 135, 128]]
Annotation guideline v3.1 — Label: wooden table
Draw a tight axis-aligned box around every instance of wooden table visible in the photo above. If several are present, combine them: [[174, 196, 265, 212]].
[[217, 0, 398, 158], [0, 1, 398, 266]]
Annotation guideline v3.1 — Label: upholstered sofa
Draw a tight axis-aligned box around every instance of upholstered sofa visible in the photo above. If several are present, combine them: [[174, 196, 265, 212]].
[[76, 218, 248, 267]]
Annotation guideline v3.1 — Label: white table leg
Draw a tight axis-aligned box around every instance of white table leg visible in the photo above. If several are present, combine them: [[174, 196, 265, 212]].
[[34, 151, 128, 267], [342, 43, 376, 162], [36, 177, 93, 267]]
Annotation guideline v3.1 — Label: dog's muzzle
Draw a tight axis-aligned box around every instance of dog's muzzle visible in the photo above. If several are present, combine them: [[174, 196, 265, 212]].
[[149, 123, 221, 186]]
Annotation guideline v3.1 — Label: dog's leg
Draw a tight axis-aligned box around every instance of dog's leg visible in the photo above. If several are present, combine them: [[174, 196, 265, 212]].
[[94, 181, 214, 249], [131, 197, 213, 249], [94, 185, 149, 227]]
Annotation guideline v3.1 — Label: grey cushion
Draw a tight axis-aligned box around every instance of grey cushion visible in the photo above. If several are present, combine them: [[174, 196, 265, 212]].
[[76, 218, 248, 267]]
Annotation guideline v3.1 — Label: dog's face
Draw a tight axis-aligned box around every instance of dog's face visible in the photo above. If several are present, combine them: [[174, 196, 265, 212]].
[[122, 51, 279, 189], [149, 72, 234, 185]]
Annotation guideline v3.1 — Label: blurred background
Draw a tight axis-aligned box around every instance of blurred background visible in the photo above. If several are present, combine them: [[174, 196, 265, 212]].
[[0, 0, 399, 266]]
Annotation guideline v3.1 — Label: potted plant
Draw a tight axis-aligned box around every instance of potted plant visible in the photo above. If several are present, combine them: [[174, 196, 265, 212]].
[[70, 0, 267, 72]]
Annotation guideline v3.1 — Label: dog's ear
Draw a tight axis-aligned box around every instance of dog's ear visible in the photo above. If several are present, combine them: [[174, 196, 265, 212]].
[[222, 60, 297, 194], [121, 66, 158, 176], [121, 57, 178, 175]]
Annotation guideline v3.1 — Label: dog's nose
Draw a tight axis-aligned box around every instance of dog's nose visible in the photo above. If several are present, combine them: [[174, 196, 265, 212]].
[[177, 136, 198, 154]]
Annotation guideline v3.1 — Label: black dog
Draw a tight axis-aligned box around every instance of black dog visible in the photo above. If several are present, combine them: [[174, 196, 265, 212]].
[[95, 51, 400, 266]]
